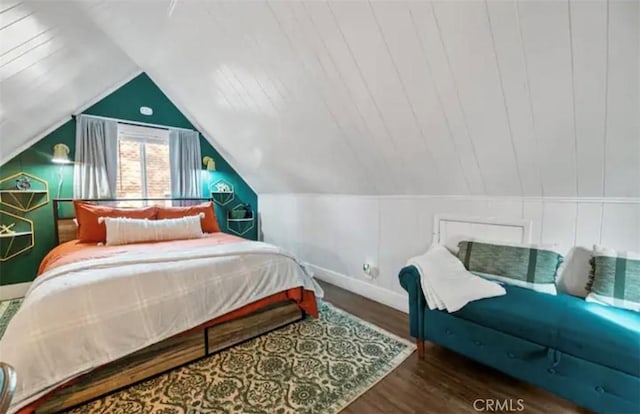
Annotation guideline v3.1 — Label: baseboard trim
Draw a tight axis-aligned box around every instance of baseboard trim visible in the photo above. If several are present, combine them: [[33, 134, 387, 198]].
[[306, 263, 408, 313], [0, 282, 31, 300]]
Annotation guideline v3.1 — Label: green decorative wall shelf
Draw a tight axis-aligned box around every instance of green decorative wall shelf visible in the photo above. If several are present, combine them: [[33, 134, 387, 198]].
[[227, 204, 254, 237], [0, 210, 34, 261], [209, 179, 235, 206], [0, 172, 49, 212]]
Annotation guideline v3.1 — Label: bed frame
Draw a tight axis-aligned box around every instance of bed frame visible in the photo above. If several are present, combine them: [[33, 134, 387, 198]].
[[19, 198, 315, 413]]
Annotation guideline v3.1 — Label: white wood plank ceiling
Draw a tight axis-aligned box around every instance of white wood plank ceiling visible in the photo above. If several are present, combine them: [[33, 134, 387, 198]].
[[1, 0, 638, 197], [0, 0, 138, 159]]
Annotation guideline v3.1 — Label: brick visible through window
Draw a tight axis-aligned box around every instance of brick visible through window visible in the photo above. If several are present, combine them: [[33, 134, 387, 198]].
[[117, 124, 171, 206]]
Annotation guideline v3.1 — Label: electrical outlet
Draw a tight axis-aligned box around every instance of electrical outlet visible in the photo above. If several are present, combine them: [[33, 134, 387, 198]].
[[362, 263, 377, 279]]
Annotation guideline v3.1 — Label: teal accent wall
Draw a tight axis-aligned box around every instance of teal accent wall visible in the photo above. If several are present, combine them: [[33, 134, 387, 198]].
[[0, 73, 257, 286]]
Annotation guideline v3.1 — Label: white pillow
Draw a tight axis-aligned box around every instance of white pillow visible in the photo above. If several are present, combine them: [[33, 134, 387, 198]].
[[556, 246, 592, 298], [100, 214, 204, 246]]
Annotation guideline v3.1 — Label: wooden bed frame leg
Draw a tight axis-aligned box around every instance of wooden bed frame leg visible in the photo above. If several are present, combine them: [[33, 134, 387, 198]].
[[416, 339, 425, 359]]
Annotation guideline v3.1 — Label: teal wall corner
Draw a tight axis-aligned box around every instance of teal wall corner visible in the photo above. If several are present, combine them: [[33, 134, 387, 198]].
[[0, 73, 257, 286]]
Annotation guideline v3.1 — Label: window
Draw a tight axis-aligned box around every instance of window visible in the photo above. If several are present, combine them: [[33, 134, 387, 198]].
[[117, 124, 171, 205]]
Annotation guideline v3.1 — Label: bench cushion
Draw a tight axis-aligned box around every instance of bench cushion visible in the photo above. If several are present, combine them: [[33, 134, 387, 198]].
[[449, 285, 640, 377]]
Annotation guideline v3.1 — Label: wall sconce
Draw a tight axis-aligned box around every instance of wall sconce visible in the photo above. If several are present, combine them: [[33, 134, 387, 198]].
[[52, 143, 71, 198], [203, 156, 216, 171], [52, 144, 71, 164]]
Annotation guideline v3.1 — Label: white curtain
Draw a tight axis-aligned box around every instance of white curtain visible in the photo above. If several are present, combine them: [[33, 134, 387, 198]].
[[73, 115, 118, 199], [169, 129, 202, 200]]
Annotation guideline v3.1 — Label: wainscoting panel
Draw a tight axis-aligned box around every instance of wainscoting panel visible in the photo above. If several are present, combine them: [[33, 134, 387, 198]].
[[575, 203, 604, 247], [541, 202, 578, 250], [261, 194, 640, 312], [601, 203, 640, 251]]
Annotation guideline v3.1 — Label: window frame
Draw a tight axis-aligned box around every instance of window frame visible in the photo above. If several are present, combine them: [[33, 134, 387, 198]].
[[116, 124, 171, 202]]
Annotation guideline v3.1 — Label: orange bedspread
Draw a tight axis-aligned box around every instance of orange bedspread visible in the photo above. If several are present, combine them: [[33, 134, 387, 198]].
[[38, 232, 246, 275]]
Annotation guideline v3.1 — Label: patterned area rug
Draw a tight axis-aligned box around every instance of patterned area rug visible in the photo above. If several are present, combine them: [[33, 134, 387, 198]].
[[0, 299, 21, 339], [63, 301, 414, 414]]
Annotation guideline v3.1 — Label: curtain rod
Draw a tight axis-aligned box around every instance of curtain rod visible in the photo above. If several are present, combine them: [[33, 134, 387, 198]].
[[72, 114, 196, 133]]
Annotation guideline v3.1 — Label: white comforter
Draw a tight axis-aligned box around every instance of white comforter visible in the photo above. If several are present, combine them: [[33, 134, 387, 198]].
[[0, 241, 322, 413]]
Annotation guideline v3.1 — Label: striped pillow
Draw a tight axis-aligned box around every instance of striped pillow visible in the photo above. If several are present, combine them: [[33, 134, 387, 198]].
[[586, 246, 640, 312], [457, 240, 563, 294]]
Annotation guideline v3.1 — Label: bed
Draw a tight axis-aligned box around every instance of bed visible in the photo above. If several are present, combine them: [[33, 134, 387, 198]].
[[1, 198, 321, 414]]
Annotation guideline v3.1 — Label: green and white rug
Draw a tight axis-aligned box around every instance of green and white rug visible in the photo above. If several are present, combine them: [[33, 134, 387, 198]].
[[1, 300, 414, 414], [0, 299, 21, 339]]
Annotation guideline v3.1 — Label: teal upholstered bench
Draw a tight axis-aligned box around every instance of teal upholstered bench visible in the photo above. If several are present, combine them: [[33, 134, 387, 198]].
[[399, 265, 640, 414]]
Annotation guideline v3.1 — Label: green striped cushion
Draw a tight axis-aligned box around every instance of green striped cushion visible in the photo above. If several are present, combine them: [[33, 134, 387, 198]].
[[457, 240, 563, 294], [586, 247, 640, 312]]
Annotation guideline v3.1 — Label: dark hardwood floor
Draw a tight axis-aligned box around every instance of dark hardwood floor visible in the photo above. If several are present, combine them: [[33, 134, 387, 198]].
[[319, 280, 591, 414]]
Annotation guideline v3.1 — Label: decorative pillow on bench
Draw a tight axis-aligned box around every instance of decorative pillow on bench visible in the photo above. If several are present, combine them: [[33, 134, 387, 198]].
[[457, 240, 563, 294], [586, 246, 640, 312], [556, 246, 593, 298]]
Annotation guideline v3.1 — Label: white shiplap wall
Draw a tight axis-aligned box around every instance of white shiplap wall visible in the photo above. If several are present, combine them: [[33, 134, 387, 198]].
[[0, 0, 139, 161], [260, 194, 640, 312], [2, 0, 638, 198]]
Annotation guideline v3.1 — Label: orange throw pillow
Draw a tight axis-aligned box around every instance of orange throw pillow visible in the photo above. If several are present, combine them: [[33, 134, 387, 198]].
[[156, 202, 221, 233], [74, 201, 158, 243]]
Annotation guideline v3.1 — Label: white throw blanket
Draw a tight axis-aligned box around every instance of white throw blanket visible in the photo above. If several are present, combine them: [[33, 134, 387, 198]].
[[0, 241, 322, 413], [407, 245, 505, 313]]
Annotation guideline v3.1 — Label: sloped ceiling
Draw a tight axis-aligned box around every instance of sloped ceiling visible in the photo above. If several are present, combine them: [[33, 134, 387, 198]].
[[0, 0, 138, 159], [1, 1, 638, 197]]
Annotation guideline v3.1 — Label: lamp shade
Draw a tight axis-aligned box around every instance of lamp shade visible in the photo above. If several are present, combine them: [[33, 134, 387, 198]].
[[203, 156, 216, 171], [52, 143, 71, 164]]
